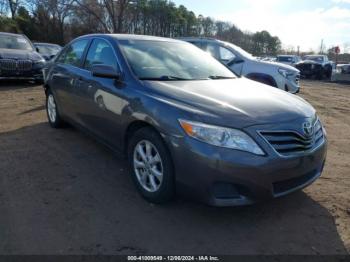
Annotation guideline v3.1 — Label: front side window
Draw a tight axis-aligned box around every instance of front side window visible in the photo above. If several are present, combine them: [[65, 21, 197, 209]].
[[118, 40, 235, 81], [0, 34, 33, 51], [57, 39, 89, 67], [84, 39, 118, 71], [225, 42, 253, 60], [219, 46, 235, 63]]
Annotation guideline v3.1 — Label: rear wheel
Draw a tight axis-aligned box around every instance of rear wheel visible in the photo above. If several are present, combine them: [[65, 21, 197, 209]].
[[128, 127, 175, 203], [46, 89, 65, 128]]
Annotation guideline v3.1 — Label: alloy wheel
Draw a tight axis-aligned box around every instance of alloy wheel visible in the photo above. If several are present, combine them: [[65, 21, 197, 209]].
[[47, 94, 57, 123], [133, 140, 164, 192]]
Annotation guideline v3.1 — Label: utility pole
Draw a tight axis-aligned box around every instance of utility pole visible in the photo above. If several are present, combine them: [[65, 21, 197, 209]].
[[320, 39, 324, 54], [297, 46, 300, 56]]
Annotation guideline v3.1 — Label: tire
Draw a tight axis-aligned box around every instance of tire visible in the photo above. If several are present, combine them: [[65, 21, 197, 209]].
[[127, 127, 175, 204], [35, 79, 44, 85], [46, 89, 65, 128]]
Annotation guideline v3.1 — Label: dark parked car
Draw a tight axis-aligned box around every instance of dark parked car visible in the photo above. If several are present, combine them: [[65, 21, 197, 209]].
[[296, 55, 333, 79], [0, 32, 45, 82], [44, 34, 327, 206], [34, 42, 62, 61]]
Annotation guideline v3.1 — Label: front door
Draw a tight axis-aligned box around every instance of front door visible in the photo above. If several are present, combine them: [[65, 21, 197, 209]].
[[74, 38, 126, 150]]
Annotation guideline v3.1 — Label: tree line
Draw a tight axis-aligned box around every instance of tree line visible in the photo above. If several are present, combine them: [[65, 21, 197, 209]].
[[0, 0, 282, 56]]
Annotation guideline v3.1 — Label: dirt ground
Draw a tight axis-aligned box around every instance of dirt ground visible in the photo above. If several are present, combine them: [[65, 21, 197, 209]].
[[0, 80, 349, 255]]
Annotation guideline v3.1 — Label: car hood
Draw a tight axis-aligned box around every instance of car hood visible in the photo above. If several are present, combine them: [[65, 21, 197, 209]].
[[259, 60, 299, 72], [0, 48, 43, 61], [142, 78, 315, 128], [297, 60, 322, 65]]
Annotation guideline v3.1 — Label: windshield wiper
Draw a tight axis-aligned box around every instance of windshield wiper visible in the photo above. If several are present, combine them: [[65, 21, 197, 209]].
[[139, 75, 191, 81], [208, 75, 235, 80]]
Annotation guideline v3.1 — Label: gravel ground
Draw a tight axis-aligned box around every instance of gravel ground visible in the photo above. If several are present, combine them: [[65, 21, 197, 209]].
[[0, 80, 349, 255]]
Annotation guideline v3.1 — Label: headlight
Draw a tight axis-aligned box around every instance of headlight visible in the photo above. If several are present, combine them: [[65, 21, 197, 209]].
[[278, 68, 294, 78], [34, 59, 46, 65], [179, 119, 264, 155]]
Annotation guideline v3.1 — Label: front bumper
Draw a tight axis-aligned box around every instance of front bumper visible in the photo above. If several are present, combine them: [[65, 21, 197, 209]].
[[276, 73, 300, 94], [0, 66, 44, 81], [165, 130, 327, 207]]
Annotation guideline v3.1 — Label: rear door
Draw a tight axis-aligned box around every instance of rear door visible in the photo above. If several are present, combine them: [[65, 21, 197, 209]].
[[49, 39, 90, 121]]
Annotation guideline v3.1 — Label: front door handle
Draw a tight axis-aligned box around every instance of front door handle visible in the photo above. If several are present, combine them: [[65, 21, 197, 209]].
[[74, 77, 84, 87]]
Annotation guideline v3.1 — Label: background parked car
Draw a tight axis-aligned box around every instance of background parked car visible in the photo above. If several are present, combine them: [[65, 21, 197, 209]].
[[180, 37, 300, 93], [261, 56, 277, 62], [34, 42, 62, 61], [295, 55, 333, 80], [0, 32, 45, 83], [276, 55, 301, 67], [331, 64, 350, 82]]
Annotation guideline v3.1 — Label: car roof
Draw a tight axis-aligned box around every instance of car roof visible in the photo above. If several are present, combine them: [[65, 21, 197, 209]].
[[34, 42, 60, 46], [177, 37, 219, 42], [278, 55, 296, 57], [305, 55, 325, 57], [0, 32, 25, 37], [76, 34, 185, 43]]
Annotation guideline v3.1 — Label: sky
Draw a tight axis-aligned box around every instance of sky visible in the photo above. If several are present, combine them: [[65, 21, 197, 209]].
[[172, 0, 350, 53]]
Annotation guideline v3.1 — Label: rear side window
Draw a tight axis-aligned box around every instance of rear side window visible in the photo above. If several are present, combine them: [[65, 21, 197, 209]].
[[57, 39, 89, 67], [84, 39, 118, 71]]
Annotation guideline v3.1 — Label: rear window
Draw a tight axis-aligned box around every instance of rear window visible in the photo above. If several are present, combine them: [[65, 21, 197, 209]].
[[0, 34, 33, 51], [277, 57, 293, 62]]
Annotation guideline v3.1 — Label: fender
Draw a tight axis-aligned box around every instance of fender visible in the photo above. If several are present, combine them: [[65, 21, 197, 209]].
[[245, 73, 278, 88]]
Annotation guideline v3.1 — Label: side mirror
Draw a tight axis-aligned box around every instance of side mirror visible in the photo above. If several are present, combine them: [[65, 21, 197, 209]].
[[91, 64, 120, 79], [227, 58, 244, 67], [36, 47, 40, 53]]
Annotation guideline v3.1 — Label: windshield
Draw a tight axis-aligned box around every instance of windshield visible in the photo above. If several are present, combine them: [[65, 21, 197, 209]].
[[0, 34, 33, 51], [35, 44, 61, 55], [277, 56, 293, 62], [118, 40, 236, 81], [304, 56, 324, 62]]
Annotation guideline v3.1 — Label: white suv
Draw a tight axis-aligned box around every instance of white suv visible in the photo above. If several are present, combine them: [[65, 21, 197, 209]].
[[181, 38, 300, 94]]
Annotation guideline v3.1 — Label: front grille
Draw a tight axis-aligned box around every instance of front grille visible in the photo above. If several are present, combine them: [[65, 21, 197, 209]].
[[295, 74, 300, 85], [260, 120, 325, 157], [0, 59, 32, 71]]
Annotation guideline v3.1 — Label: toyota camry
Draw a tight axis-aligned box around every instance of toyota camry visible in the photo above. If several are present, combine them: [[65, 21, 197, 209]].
[[44, 34, 327, 206]]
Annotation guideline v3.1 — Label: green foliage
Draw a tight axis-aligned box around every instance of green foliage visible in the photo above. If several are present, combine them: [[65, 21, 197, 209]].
[[0, 15, 18, 32], [0, 1, 282, 55]]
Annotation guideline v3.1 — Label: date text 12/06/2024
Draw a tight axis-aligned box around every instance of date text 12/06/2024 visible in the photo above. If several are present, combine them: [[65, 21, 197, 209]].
[[127, 256, 220, 261]]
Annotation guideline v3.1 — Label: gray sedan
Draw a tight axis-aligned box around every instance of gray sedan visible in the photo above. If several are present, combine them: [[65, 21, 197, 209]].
[[44, 34, 327, 206]]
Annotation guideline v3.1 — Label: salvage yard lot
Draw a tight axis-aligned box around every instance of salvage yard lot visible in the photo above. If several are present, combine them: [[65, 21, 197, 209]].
[[0, 80, 349, 255]]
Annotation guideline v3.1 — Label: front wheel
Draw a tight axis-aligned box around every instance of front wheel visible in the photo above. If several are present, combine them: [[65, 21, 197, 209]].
[[128, 127, 175, 204]]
